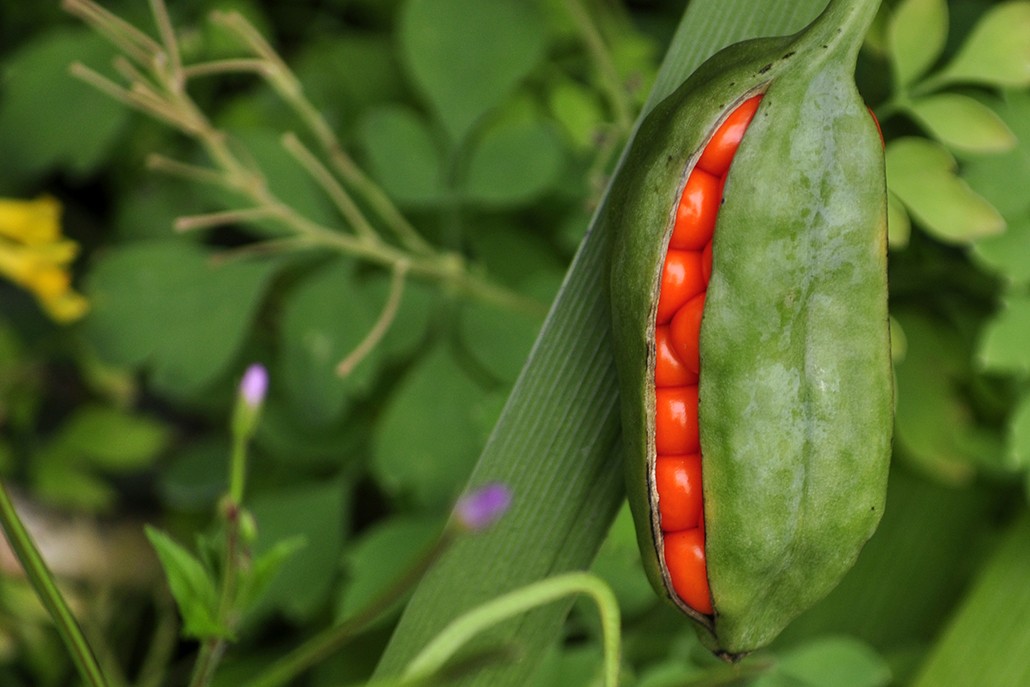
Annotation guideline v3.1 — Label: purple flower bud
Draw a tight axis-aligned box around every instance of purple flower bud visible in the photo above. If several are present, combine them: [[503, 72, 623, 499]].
[[239, 364, 268, 408], [453, 483, 512, 531]]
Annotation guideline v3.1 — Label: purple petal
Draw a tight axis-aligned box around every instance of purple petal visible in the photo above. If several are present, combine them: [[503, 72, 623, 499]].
[[454, 483, 512, 531], [239, 364, 269, 407]]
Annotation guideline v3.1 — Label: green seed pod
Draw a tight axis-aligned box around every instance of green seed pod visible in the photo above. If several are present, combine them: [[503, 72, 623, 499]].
[[608, 0, 892, 658]]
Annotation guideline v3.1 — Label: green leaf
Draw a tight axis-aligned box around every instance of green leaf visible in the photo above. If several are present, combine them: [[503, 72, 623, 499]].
[[54, 405, 170, 470], [399, 0, 546, 142], [337, 515, 442, 624], [458, 301, 541, 384], [589, 504, 656, 618], [371, 345, 491, 507], [894, 312, 992, 481], [887, 190, 911, 248], [547, 79, 606, 150], [885, 137, 1005, 243], [359, 105, 445, 207], [906, 93, 1016, 155], [248, 480, 349, 621], [84, 241, 278, 396], [972, 216, 1030, 285], [0, 28, 128, 182], [962, 91, 1030, 219], [462, 119, 564, 206], [372, 2, 831, 686], [887, 0, 948, 88], [755, 637, 890, 687], [937, 2, 1030, 88], [1008, 392, 1030, 472], [144, 526, 224, 639], [978, 293, 1030, 375], [236, 535, 307, 613], [280, 259, 379, 426], [778, 464, 999, 654], [157, 439, 228, 511], [911, 514, 1030, 687]]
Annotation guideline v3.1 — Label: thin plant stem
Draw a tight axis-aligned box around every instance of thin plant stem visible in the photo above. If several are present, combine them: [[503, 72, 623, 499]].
[[211, 10, 435, 256], [61, 0, 161, 66], [146, 154, 236, 190], [174, 206, 283, 233], [182, 58, 270, 80], [281, 132, 380, 242], [66, 0, 546, 317], [0, 482, 110, 687], [337, 260, 410, 377], [401, 572, 621, 686], [563, 0, 634, 134], [147, 0, 183, 89], [241, 531, 456, 687]]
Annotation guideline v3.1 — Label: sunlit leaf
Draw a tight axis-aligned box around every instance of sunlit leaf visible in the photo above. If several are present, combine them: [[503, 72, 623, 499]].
[[937, 2, 1030, 88], [885, 138, 1005, 243], [906, 93, 1015, 154], [978, 293, 1030, 375], [887, 0, 948, 88]]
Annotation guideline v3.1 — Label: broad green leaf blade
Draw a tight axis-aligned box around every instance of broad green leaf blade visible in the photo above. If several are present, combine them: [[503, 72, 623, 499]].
[[399, 0, 546, 143], [0, 28, 128, 181], [372, 1, 830, 685], [911, 514, 1030, 687], [84, 241, 278, 396], [885, 137, 1005, 243], [937, 2, 1030, 89], [906, 93, 1015, 154], [462, 118, 563, 206], [887, 0, 948, 88], [359, 105, 446, 207], [371, 345, 496, 508]]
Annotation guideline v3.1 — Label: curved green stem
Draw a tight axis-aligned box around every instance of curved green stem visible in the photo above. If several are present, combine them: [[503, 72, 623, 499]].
[[402, 572, 621, 687], [0, 482, 110, 687]]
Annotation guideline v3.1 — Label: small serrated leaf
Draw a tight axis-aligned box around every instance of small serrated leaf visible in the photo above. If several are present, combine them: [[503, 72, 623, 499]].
[[144, 526, 224, 639], [888, 0, 949, 88], [906, 93, 1016, 154], [937, 2, 1030, 88], [885, 138, 1005, 243]]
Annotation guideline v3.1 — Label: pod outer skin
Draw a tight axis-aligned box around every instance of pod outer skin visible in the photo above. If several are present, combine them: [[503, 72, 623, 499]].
[[608, 1, 891, 657]]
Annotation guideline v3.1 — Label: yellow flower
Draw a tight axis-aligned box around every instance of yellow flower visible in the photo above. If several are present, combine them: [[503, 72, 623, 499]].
[[0, 196, 89, 323]]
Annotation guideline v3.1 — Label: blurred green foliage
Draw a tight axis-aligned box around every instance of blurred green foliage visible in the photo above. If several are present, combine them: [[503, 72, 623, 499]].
[[0, 0, 1029, 685]]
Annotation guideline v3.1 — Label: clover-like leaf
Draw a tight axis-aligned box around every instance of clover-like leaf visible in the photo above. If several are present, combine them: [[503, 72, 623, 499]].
[[885, 138, 1005, 243], [887, 0, 948, 88], [936, 2, 1030, 88], [906, 93, 1016, 155]]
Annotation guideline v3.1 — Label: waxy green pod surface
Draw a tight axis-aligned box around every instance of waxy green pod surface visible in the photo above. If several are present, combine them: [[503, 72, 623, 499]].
[[608, 0, 892, 657]]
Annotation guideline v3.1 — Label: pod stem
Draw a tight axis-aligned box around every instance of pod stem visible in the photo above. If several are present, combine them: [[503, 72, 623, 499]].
[[804, 0, 883, 64]]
